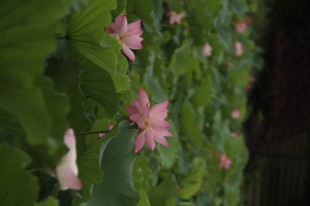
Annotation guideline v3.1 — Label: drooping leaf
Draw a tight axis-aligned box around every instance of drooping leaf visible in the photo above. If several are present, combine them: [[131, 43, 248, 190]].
[[82, 121, 139, 206], [0, 144, 39, 206], [73, 125, 119, 204]]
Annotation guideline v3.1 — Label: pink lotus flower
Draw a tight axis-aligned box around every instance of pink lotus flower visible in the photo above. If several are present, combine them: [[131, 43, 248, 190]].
[[234, 41, 244, 57], [108, 14, 143, 61], [98, 123, 114, 138], [235, 21, 248, 33], [202, 43, 213, 58], [220, 153, 232, 169], [231, 109, 241, 120], [127, 87, 173, 153], [56, 129, 82, 190], [167, 11, 187, 25]]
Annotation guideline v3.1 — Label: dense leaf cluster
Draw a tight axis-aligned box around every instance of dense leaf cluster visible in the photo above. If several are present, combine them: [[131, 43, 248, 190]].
[[0, 0, 262, 205]]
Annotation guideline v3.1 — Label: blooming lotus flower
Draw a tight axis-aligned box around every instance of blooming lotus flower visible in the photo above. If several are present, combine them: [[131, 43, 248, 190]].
[[231, 109, 241, 120], [56, 129, 82, 190], [234, 41, 244, 57], [167, 11, 187, 25], [220, 153, 232, 169], [202, 43, 213, 58], [235, 21, 247, 33], [108, 14, 143, 61], [98, 123, 114, 138], [127, 87, 173, 153]]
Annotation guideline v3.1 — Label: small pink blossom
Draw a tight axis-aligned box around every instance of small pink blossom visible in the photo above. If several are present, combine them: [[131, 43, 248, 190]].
[[234, 41, 244, 57], [108, 14, 143, 61], [235, 21, 247, 33], [202, 43, 213, 58], [231, 109, 241, 120], [98, 123, 114, 138], [127, 87, 173, 153], [220, 153, 232, 169], [56, 129, 82, 190], [167, 11, 187, 25]]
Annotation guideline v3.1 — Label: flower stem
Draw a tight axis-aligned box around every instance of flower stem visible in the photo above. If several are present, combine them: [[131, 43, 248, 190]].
[[75, 130, 111, 136]]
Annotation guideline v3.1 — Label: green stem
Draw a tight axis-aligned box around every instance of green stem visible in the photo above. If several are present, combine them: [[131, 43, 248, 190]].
[[75, 130, 111, 136], [27, 167, 45, 173]]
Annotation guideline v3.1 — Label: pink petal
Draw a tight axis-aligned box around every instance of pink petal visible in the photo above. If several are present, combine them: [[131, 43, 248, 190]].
[[154, 135, 169, 147], [127, 20, 143, 35], [142, 105, 150, 121], [129, 114, 141, 123], [127, 105, 140, 115], [139, 87, 150, 110], [57, 167, 82, 190], [62, 129, 78, 175], [122, 44, 135, 61], [145, 129, 155, 150], [113, 14, 128, 35], [98, 124, 114, 138], [56, 129, 82, 190], [124, 36, 143, 50], [155, 129, 173, 137], [133, 100, 142, 110], [136, 121, 146, 129], [150, 101, 169, 120], [135, 132, 146, 153], [150, 119, 170, 130], [98, 133, 105, 138]]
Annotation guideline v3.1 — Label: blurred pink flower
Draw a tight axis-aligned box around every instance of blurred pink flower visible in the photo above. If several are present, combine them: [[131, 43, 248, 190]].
[[234, 41, 244, 57], [202, 43, 213, 58], [56, 129, 82, 190], [167, 11, 187, 25], [127, 87, 173, 153], [108, 14, 143, 61], [220, 153, 232, 169], [235, 21, 247, 33], [231, 109, 241, 119], [98, 123, 114, 138]]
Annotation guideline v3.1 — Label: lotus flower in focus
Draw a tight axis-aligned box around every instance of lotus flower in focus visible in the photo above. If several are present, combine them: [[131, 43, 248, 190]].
[[127, 87, 173, 153], [220, 153, 232, 169], [56, 129, 82, 190], [234, 41, 244, 57], [167, 11, 187, 25], [202, 43, 213, 58], [108, 14, 143, 61]]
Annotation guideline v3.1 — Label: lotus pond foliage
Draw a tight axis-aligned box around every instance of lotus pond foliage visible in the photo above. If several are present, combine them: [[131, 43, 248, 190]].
[[0, 0, 262, 205]]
